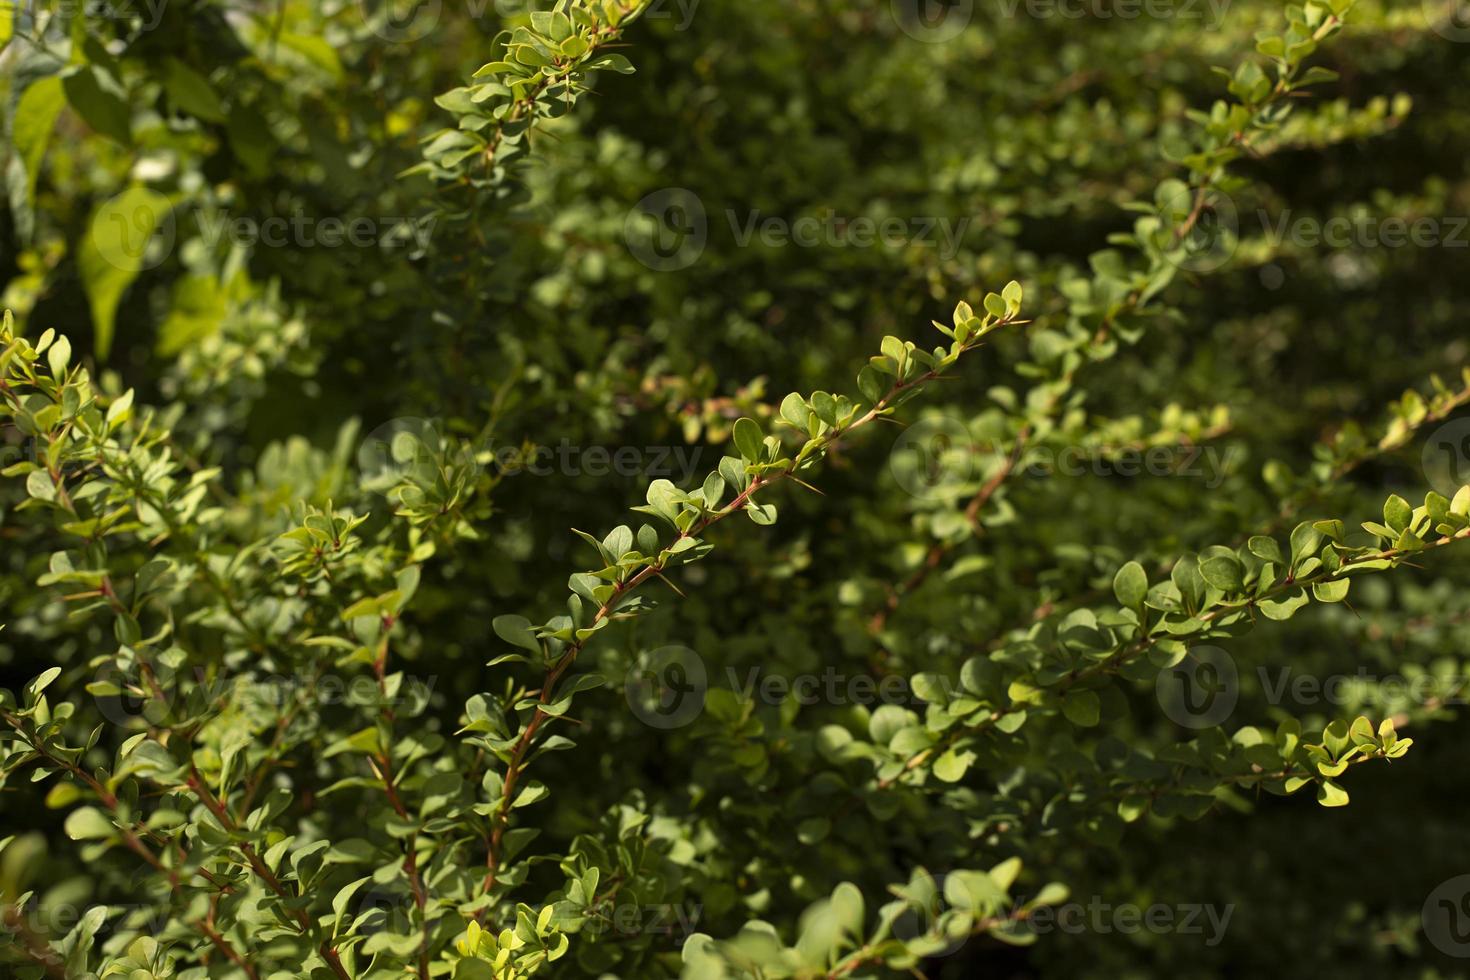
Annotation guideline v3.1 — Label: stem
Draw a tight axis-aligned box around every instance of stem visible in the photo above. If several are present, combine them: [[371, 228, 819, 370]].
[[0, 712, 252, 966], [825, 905, 1038, 978], [184, 768, 351, 980], [201, 900, 262, 980], [876, 523, 1470, 792], [476, 318, 1022, 910], [1, 905, 69, 980], [868, 425, 1034, 643], [371, 624, 432, 980]]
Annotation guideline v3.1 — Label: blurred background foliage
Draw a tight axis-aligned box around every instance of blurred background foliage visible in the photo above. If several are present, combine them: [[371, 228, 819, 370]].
[[3, 0, 1470, 976]]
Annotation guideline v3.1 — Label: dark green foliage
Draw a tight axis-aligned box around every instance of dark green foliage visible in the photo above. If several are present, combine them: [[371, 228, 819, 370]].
[[3, 1, 1470, 978]]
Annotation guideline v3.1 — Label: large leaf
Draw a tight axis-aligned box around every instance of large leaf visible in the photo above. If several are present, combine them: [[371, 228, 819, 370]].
[[77, 186, 175, 358], [63, 66, 132, 145], [11, 76, 66, 217], [161, 57, 225, 122]]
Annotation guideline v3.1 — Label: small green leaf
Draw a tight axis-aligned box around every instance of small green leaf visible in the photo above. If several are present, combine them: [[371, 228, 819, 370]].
[[332, 875, 371, 923], [1289, 523, 1323, 566], [1452, 485, 1470, 517], [493, 615, 540, 651], [1316, 780, 1349, 808], [745, 502, 777, 525], [1383, 495, 1413, 534], [1112, 561, 1148, 610], [25, 667, 61, 702], [1001, 279, 1023, 314], [1199, 555, 1244, 592], [1062, 690, 1100, 727], [932, 748, 972, 783], [1247, 535, 1284, 564], [47, 334, 71, 377], [701, 472, 725, 509], [64, 807, 114, 841], [779, 393, 811, 431], [732, 418, 764, 463]]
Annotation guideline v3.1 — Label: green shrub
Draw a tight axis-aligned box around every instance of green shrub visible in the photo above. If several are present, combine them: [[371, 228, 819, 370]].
[[3, 0, 1470, 977]]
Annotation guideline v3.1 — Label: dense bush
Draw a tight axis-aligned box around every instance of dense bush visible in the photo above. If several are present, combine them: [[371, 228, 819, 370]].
[[3, 0, 1470, 977]]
